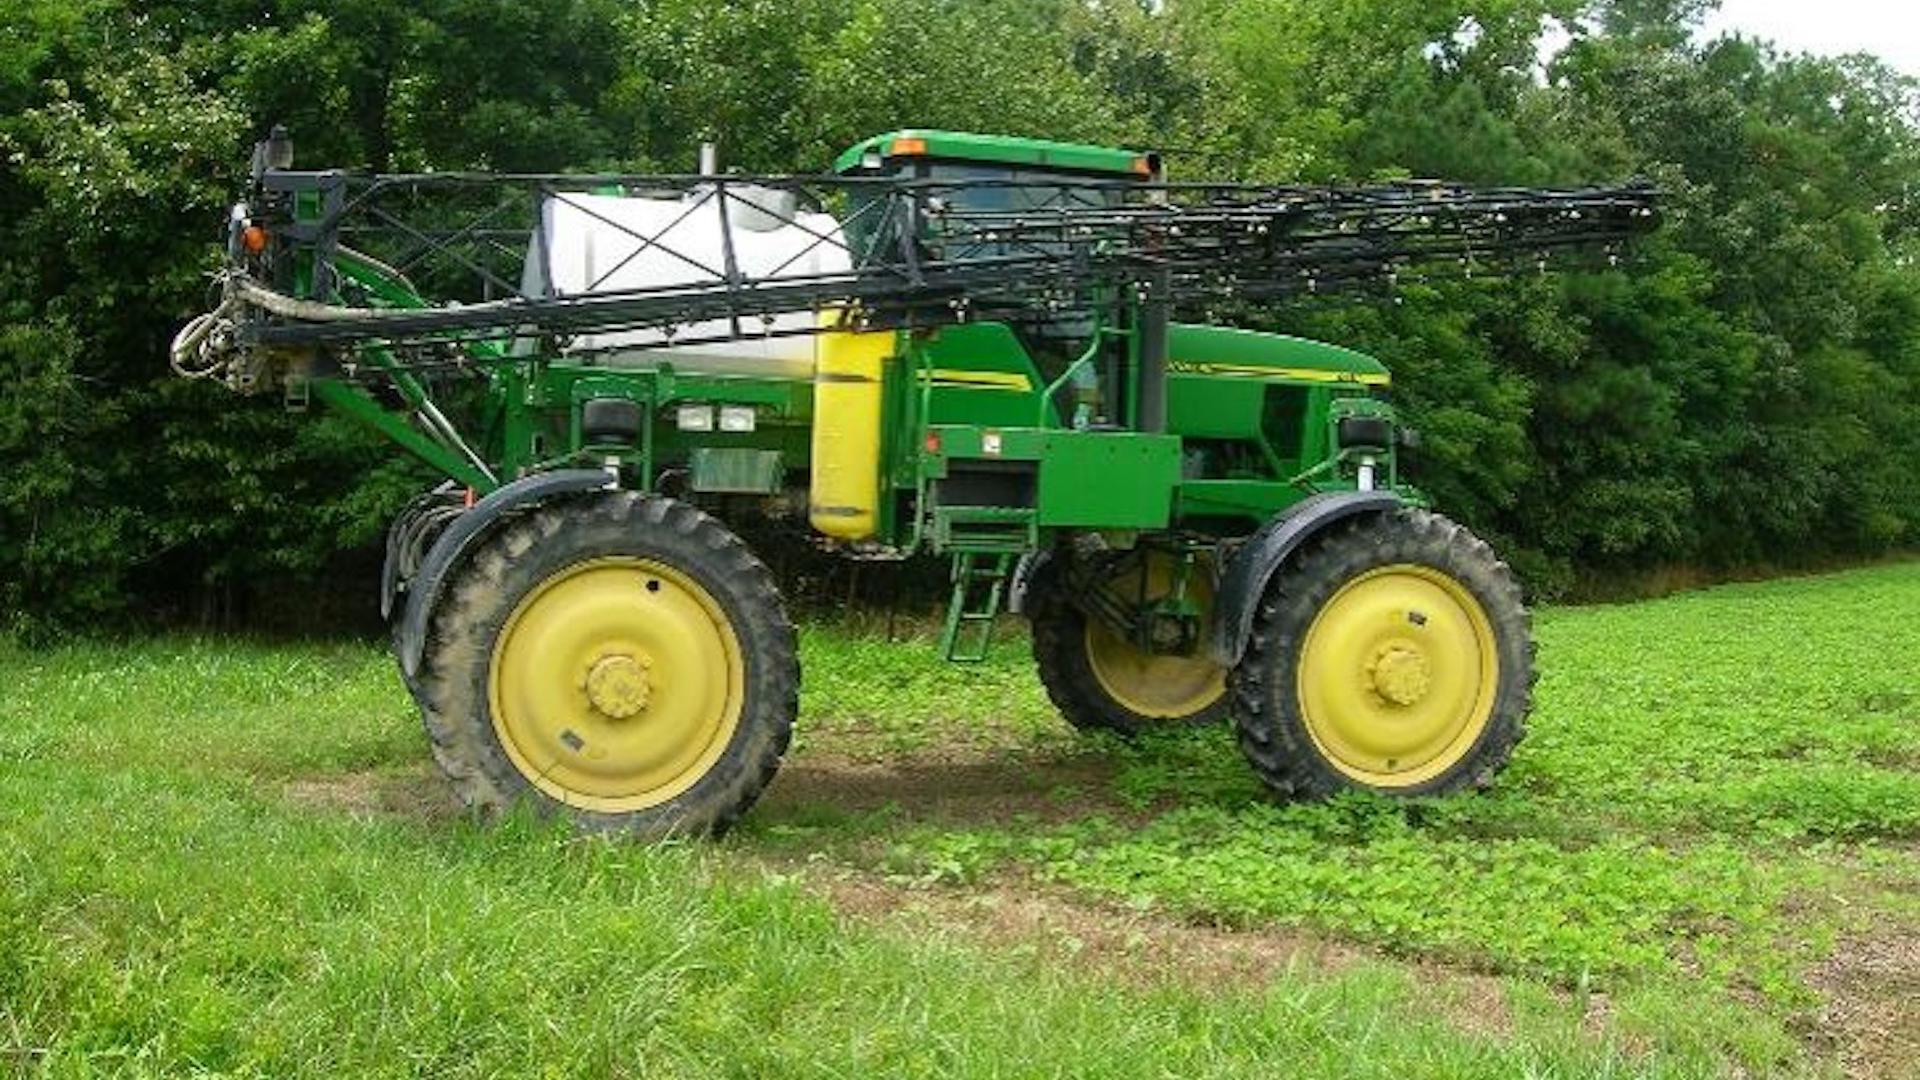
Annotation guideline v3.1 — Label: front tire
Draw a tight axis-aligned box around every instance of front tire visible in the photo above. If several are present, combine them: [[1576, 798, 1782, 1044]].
[[417, 492, 797, 837], [1230, 509, 1530, 798]]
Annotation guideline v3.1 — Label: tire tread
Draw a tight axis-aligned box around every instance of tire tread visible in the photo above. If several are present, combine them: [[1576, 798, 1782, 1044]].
[[413, 491, 797, 837], [1228, 508, 1531, 799]]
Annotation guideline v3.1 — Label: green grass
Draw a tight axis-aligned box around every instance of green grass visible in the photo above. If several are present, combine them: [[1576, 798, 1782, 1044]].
[[4, 563, 1919, 1076]]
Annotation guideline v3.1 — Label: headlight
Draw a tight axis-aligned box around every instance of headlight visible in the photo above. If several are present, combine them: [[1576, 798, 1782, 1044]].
[[675, 404, 714, 431], [718, 405, 757, 433], [1336, 415, 1393, 449]]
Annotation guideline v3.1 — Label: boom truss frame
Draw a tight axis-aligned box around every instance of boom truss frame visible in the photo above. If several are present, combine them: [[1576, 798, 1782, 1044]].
[[215, 168, 1659, 364]]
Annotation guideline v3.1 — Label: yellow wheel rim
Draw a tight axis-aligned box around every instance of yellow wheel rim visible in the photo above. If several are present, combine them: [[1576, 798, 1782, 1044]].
[[1084, 554, 1227, 719], [489, 557, 743, 813], [1296, 564, 1497, 788]]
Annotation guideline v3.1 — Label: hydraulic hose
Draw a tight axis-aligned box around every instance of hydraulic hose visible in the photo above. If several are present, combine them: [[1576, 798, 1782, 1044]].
[[169, 298, 238, 378], [233, 278, 518, 323]]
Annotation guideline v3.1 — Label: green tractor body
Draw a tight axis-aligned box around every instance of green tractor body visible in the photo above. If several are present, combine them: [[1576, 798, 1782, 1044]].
[[175, 127, 1654, 834]]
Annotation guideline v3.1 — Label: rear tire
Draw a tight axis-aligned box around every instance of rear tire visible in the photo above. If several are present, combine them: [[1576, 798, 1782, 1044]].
[[1029, 550, 1229, 737], [415, 491, 797, 837], [1230, 509, 1529, 798]]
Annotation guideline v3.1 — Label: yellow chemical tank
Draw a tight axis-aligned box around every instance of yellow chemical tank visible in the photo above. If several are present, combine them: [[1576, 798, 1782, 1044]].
[[808, 315, 893, 540]]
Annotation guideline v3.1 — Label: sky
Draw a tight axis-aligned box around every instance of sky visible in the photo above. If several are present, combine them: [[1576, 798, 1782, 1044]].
[[1695, 0, 1920, 75]]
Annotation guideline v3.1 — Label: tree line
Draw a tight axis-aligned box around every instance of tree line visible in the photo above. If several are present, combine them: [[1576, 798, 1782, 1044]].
[[2, 0, 1915, 632]]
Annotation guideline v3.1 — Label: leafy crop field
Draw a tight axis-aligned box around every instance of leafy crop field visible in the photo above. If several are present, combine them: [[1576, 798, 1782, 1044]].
[[3, 563, 1918, 1077]]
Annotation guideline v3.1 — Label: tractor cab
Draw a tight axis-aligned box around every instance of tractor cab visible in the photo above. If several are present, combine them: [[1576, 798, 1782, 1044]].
[[834, 131, 1162, 430]]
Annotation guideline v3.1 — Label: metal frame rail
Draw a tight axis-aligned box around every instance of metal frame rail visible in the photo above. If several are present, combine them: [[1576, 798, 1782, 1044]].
[[221, 171, 1658, 362]]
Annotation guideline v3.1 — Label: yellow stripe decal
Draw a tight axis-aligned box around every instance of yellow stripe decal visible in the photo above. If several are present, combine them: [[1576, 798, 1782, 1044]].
[[914, 364, 1382, 391], [921, 369, 1033, 391], [1169, 362, 1390, 387]]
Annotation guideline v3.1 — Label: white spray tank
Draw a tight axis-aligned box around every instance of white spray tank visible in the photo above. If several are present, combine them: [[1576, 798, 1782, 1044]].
[[519, 143, 851, 378]]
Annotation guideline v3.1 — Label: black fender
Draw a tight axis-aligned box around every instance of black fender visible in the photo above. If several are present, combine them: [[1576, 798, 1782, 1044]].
[[394, 469, 617, 678], [1208, 490, 1404, 667]]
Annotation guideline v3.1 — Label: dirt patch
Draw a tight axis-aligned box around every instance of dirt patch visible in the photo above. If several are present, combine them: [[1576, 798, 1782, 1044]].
[[284, 764, 464, 823], [285, 743, 1135, 831], [760, 748, 1137, 826], [1807, 929, 1920, 1079], [801, 866, 1517, 1042]]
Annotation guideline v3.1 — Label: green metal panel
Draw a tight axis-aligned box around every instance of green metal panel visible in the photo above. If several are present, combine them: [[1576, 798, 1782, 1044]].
[[1302, 387, 1334, 467], [922, 383, 1042, 429], [920, 322, 1042, 383], [1166, 374, 1265, 439], [1167, 324, 1390, 385], [1174, 480, 1305, 523], [689, 448, 784, 494], [538, 363, 812, 415], [926, 425, 1180, 530], [924, 424, 1042, 466], [879, 350, 915, 541], [918, 322, 1050, 428], [1036, 431, 1181, 527], [834, 130, 1147, 176]]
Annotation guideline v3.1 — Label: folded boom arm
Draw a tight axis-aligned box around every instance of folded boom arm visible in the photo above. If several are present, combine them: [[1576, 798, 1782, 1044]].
[[178, 169, 1658, 384]]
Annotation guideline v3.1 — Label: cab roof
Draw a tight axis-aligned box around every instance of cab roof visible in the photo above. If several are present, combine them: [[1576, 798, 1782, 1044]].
[[833, 129, 1152, 177]]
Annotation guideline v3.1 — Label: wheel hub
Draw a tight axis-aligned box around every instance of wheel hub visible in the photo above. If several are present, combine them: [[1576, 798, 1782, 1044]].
[[1367, 644, 1431, 707], [1294, 563, 1499, 788], [583, 652, 652, 719], [489, 557, 744, 813]]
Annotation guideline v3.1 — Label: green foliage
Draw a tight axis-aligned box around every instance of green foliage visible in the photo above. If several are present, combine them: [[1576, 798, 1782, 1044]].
[[1, 0, 1918, 628], [0, 25, 428, 633]]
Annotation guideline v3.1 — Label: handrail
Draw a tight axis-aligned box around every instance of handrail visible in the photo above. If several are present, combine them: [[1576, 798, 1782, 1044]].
[[1038, 323, 1128, 428]]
